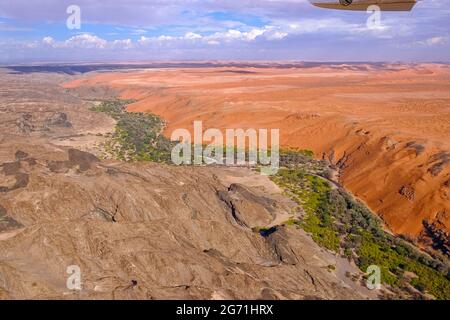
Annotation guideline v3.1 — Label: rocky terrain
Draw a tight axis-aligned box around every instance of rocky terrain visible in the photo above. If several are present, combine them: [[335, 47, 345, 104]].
[[0, 67, 377, 299], [0, 142, 372, 299]]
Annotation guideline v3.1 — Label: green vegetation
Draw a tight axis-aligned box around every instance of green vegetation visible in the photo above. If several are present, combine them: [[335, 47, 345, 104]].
[[91, 99, 173, 162], [280, 148, 314, 159], [273, 169, 340, 251], [357, 231, 450, 298], [271, 153, 450, 299]]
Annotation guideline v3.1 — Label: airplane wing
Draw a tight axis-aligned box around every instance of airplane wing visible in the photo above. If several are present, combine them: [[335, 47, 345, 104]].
[[310, 0, 417, 11]]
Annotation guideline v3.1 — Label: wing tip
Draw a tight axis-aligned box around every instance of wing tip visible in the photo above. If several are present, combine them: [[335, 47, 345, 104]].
[[311, 1, 417, 11]]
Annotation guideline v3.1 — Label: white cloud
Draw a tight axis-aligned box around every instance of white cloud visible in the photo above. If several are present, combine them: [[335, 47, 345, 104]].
[[157, 35, 175, 41], [42, 36, 55, 46], [287, 18, 364, 35], [210, 29, 253, 41], [206, 26, 288, 42], [62, 34, 108, 49], [184, 32, 202, 40], [131, 29, 147, 35], [424, 36, 447, 46], [266, 30, 288, 40], [137, 27, 283, 46], [42, 33, 131, 49], [31, 19, 401, 54], [113, 38, 133, 49], [414, 36, 447, 47]]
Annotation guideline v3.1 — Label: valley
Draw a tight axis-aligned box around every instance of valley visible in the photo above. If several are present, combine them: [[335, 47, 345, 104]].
[[63, 63, 450, 250], [0, 63, 449, 300]]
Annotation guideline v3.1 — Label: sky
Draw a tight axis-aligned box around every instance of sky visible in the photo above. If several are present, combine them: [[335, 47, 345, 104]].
[[0, 0, 449, 63]]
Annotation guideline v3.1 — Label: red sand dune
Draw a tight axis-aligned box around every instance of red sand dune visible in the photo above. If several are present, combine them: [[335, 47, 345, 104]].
[[64, 63, 450, 242]]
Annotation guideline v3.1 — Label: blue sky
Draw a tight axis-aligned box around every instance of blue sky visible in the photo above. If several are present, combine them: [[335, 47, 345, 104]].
[[0, 0, 449, 63]]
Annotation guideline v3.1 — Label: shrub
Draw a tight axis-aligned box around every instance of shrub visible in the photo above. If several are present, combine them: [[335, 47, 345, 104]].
[[272, 166, 450, 299]]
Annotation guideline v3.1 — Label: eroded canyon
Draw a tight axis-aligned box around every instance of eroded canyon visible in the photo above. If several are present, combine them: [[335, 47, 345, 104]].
[[64, 63, 450, 246]]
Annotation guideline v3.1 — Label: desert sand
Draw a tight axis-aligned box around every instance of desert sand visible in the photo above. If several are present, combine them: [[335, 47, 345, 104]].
[[64, 63, 450, 242]]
